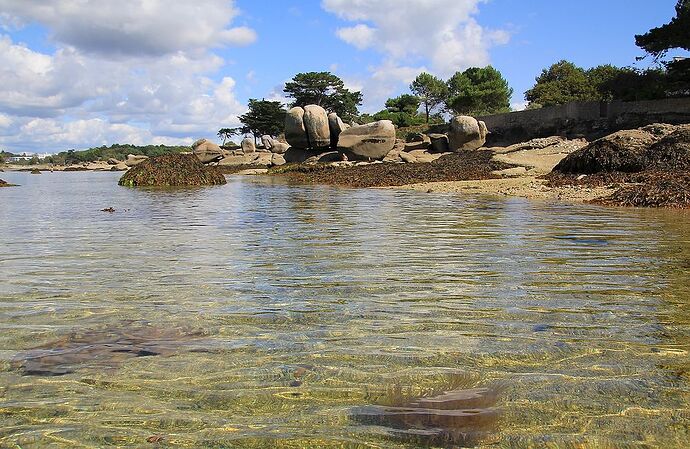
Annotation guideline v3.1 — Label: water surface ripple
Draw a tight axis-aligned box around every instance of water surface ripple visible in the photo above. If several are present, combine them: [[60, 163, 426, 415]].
[[1, 171, 689, 448]]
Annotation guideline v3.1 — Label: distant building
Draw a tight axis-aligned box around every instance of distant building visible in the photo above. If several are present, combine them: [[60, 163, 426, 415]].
[[5, 153, 51, 162]]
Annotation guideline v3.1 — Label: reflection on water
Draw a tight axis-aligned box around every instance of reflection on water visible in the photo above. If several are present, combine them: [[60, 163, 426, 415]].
[[0, 171, 689, 448]]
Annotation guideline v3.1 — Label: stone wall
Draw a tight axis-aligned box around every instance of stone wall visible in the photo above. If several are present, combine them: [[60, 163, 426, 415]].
[[479, 97, 690, 145]]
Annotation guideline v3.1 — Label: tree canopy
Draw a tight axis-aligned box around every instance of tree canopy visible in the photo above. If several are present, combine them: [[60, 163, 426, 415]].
[[636, 0, 690, 95], [410, 72, 448, 123], [635, 0, 690, 60], [446, 66, 512, 115], [525, 60, 681, 106], [217, 127, 242, 146], [238, 99, 287, 140], [283, 72, 362, 121], [525, 60, 594, 107], [385, 94, 421, 114]]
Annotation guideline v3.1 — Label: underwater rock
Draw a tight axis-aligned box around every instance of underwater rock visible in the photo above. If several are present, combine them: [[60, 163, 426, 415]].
[[13, 322, 207, 376], [351, 387, 500, 447]]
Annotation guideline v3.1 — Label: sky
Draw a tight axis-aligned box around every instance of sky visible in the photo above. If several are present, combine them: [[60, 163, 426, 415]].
[[0, 0, 684, 154]]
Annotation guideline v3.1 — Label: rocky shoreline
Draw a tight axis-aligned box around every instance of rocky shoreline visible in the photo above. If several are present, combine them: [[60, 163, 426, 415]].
[[3, 117, 688, 209]]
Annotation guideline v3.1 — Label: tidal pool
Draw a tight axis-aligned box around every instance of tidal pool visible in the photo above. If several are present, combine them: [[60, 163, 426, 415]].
[[1, 171, 689, 448]]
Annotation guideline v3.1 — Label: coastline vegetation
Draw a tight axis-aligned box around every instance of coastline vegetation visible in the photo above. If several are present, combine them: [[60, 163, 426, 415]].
[[2, 144, 191, 166]]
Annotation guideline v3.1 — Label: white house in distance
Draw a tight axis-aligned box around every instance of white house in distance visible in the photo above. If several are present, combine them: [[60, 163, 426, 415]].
[[5, 152, 52, 162]]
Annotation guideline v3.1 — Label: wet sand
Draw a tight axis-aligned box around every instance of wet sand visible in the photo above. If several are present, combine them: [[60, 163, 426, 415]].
[[392, 176, 616, 203]]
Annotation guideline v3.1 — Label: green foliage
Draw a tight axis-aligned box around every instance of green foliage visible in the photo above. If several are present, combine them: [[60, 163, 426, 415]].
[[446, 66, 513, 115], [217, 127, 242, 145], [238, 99, 286, 140], [635, 0, 690, 60], [372, 110, 426, 128], [410, 72, 448, 123], [283, 72, 363, 121], [525, 60, 594, 107], [52, 144, 189, 165], [385, 94, 421, 114], [596, 67, 671, 101], [635, 0, 690, 95], [357, 113, 375, 124], [526, 60, 683, 106]]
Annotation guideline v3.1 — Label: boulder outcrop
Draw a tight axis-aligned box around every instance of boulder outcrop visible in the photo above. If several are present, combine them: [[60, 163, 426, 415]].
[[241, 137, 256, 154], [125, 154, 149, 167], [261, 135, 275, 151], [337, 120, 396, 159], [303, 105, 331, 149], [328, 112, 348, 148], [192, 139, 224, 164], [270, 142, 290, 154], [118, 154, 226, 187], [285, 107, 310, 149], [428, 134, 450, 153], [448, 115, 487, 151]]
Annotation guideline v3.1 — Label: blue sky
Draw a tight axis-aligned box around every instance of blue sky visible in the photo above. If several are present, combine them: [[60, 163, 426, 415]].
[[0, 0, 683, 153]]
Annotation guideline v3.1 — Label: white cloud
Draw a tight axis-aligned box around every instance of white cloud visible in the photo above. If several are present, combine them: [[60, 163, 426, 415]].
[[0, 0, 256, 56], [511, 101, 527, 112], [6, 117, 193, 151], [350, 60, 427, 113], [322, 0, 509, 77], [0, 1, 254, 152], [336, 24, 376, 50], [0, 113, 13, 129]]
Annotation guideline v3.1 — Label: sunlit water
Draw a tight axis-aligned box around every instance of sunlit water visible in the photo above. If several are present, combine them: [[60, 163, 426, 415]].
[[1, 171, 689, 448]]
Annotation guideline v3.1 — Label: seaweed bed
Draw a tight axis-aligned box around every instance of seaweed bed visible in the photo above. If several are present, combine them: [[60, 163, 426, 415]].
[[271, 150, 511, 188], [549, 125, 690, 208], [119, 153, 226, 187], [546, 170, 690, 208]]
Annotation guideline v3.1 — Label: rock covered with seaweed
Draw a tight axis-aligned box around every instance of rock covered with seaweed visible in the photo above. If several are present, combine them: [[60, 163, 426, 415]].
[[549, 123, 690, 208], [118, 153, 226, 187]]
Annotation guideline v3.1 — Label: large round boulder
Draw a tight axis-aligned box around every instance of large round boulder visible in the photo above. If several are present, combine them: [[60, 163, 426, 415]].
[[118, 153, 226, 187], [303, 105, 330, 149], [270, 142, 290, 154], [285, 107, 309, 149], [337, 120, 396, 159], [261, 135, 275, 151], [241, 137, 256, 154], [192, 139, 224, 163], [448, 116, 487, 151]]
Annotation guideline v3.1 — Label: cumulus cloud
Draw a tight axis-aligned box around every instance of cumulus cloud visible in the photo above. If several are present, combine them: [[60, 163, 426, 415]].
[[322, 0, 510, 111], [336, 24, 376, 50], [0, 1, 255, 153], [323, 0, 508, 76], [0, 0, 256, 56]]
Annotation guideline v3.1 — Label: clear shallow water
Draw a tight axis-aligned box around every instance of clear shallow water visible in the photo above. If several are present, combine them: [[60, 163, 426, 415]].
[[0, 170, 689, 448]]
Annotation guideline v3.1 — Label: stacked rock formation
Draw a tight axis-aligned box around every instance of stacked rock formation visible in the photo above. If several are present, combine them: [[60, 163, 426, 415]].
[[285, 104, 396, 160]]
